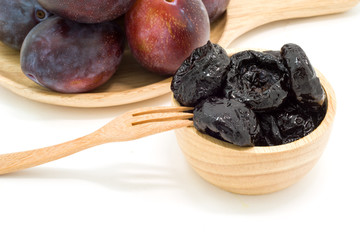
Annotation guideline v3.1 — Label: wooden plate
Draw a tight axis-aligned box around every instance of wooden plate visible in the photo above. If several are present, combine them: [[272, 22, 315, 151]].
[[0, 0, 358, 108]]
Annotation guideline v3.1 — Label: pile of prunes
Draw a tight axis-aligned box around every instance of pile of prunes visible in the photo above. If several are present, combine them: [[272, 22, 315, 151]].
[[171, 41, 327, 147]]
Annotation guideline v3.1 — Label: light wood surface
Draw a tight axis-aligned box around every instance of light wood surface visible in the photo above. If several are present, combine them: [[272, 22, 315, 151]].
[[174, 69, 336, 195], [217, 0, 360, 47], [0, 106, 193, 175], [0, 0, 357, 107]]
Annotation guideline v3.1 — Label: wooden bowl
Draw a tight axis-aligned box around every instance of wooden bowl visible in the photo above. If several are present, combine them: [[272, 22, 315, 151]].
[[173, 69, 336, 195]]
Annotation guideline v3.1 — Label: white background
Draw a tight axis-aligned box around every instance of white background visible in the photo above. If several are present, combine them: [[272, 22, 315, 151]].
[[1, 4, 360, 240]]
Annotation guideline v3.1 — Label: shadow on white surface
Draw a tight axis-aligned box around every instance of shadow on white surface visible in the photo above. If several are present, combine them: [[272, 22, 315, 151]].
[[4, 163, 180, 190], [2, 151, 323, 215]]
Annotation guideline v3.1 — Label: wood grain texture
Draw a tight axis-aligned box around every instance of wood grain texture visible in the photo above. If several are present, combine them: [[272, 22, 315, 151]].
[[218, 0, 360, 47], [0, 106, 193, 175], [0, 0, 356, 107], [173, 68, 336, 195]]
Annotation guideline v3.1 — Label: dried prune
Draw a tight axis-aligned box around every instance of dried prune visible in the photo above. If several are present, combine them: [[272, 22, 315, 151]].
[[224, 50, 289, 111], [264, 50, 281, 59], [256, 97, 327, 145], [171, 41, 328, 147], [281, 43, 325, 106], [310, 101, 328, 127], [256, 114, 283, 146], [193, 97, 260, 147], [171, 41, 230, 107]]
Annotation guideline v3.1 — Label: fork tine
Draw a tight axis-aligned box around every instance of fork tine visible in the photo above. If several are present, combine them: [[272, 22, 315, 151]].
[[131, 106, 193, 116], [131, 111, 193, 126], [131, 119, 193, 139]]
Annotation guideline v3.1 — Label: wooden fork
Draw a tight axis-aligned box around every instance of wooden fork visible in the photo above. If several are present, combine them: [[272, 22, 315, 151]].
[[0, 106, 193, 175]]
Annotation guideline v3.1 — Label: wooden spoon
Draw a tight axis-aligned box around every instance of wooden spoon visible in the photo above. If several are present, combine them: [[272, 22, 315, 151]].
[[214, 0, 360, 47], [0, 0, 357, 107]]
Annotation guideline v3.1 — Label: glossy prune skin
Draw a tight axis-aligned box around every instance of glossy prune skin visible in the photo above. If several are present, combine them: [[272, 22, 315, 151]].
[[256, 97, 327, 146], [37, 0, 136, 23], [255, 114, 283, 146], [0, 0, 51, 50], [21, 16, 125, 93], [264, 50, 281, 59], [281, 43, 326, 106], [193, 97, 260, 147], [171, 41, 230, 107], [224, 50, 289, 111], [202, 0, 230, 22], [172, 41, 327, 147]]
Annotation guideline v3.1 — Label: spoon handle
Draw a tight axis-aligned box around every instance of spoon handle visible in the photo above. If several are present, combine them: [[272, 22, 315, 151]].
[[0, 132, 106, 175], [218, 0, 359, 47]]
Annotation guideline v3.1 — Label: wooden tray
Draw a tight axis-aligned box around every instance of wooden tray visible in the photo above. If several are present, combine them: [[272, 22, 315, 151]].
[[0, 0, 358, 108]]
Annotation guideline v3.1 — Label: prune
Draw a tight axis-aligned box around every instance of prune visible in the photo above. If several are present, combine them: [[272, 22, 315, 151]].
[[21, 16, 125, 93], [276, 102, 314, 143], [281, 43, 326, 106], [224, 50, 289, 111], [256, 98, 327, 145], [255, 114, 283, 146], [0, 0, 51, 50], [193, 97, 260, 147], [264, 50, 281, 59], [171, 41, 230, 107], [171, 41, 328, 147], [202, 0, 230, 22], [37, 0, 136, 23]]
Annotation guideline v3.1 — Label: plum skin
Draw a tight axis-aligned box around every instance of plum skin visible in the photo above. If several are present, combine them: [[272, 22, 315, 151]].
[[125, 0, 210, 75], [0, 0, 51, 50], [202, 0, 230, 22], [20, 16, 125, 93], [37, 0, 136, 23]]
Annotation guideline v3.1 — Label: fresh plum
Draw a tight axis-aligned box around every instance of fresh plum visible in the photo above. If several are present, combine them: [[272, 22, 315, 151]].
[[202, 0, 230, 22], [125, 0, 210, 75], [20, 16, 125, 93], [37, 0, 136, 23], [0, 0, 51, 50]]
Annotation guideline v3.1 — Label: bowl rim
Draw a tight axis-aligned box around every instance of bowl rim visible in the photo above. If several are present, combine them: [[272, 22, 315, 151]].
[[172, 68, 336, 155]]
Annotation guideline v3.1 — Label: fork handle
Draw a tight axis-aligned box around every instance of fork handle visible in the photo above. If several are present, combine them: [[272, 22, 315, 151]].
[[0, 131, 106, 175]]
